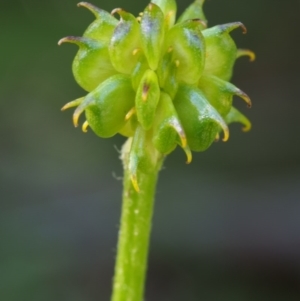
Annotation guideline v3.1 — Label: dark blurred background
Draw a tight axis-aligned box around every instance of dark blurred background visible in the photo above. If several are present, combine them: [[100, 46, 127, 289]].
[[1, 0, 300, 300]]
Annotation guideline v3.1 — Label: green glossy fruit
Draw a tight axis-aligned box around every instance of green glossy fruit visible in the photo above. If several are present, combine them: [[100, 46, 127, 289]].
[[202, 22, 247, 81], [140, 3, 165, 70], [135, 69, 160, 130], [174, 84, 229, 152], [153, 92, 192, 162], [78, 2, 118, 41], [177, 0, 207, 27], [60, 0, 254, 190]]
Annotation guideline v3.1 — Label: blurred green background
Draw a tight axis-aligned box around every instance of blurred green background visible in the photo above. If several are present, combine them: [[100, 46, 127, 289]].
[[1, 0, 300, 300]]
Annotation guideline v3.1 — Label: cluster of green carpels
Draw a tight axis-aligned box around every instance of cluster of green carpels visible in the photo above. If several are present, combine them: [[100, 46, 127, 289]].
[[60, 0, 254, 191]]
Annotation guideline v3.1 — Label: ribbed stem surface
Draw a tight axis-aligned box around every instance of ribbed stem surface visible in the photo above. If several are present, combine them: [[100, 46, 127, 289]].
[[111, 140, 163, 301]]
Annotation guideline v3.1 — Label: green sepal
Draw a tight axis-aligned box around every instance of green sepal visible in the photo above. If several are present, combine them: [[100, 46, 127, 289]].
[[128, 126, 160, 191], [156, 49, 178, 98], [58, 36, 117, 92], [162, 64, 178, 99], [109, 9, 141, 74], [135, 69, 160, 130], [177, 0, 207, 29], [164, 19, 205, 84], [140, 3, 165, 70], [129, 126, 156, 175], [225, 106, 251, 132], [173, 84, 229, 152], [152, 92, 179, 154], [131, 53, 150, 91], [202, 22, 246, 81], [198, 75, 252, 117], [151, 0, 177, 29], [152, 92, 192, 162], [78, 2, 118, 42], [71, 75, 135, 138]]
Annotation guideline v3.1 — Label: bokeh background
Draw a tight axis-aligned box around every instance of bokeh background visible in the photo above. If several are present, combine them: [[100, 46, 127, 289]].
[[1, 0, 300, 300]]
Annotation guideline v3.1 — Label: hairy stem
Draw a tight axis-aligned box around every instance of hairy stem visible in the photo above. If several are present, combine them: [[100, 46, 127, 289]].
[[111, 139, 163, 301]]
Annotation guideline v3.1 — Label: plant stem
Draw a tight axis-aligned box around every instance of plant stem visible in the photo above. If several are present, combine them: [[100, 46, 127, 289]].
[[111, 139, 163, 301]]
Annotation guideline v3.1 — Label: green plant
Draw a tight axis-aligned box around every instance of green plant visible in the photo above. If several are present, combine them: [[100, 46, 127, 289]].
[[59, 0, 254, 300]]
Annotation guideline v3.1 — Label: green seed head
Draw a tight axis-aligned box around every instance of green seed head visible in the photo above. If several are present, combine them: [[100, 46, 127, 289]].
[[59, 0, 254, 191]]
